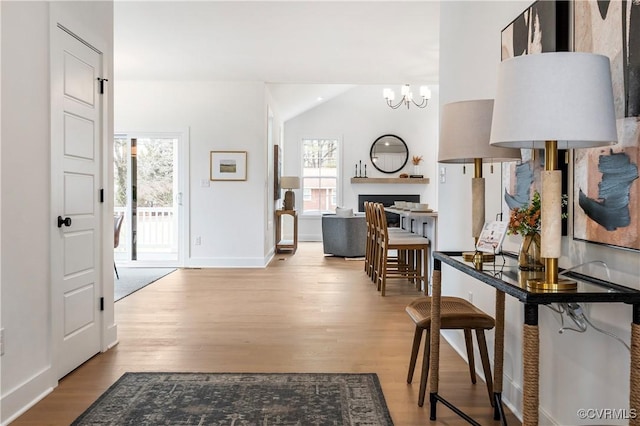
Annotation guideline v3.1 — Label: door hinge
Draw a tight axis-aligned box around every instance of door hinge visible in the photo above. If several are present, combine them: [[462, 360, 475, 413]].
[[100, 297, 104, 311], [99, 188, 104, 203], [97, 77, 108, 95]]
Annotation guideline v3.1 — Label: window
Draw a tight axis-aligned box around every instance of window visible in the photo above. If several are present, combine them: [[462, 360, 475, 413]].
[[301, 138, 339, 214]]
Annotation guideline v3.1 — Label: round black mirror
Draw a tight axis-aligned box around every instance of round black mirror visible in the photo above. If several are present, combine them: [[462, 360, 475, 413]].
[[370, 134, 409, 174]]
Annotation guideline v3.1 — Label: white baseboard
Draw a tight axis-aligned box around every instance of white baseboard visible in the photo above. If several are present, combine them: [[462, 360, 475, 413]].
[[1, 367, 55, 426], [186, 257, 269, 268], [104, 323, 118, 351], [299, 234, 321, 242]]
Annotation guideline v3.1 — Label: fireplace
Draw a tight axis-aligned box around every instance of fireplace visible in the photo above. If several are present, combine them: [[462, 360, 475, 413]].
[[358, 194, 420, 227]]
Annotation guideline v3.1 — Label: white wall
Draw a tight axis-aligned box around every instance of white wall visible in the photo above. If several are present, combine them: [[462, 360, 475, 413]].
[[0, 1, 114, 423], [440, 2, 640, 424], [264, 89, 282, 255], [283, 85, 440, 240], [115, 80, 280, 267]]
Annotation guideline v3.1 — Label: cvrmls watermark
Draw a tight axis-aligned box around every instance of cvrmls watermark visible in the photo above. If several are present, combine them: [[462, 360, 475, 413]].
[[577, 408, 637, 420]]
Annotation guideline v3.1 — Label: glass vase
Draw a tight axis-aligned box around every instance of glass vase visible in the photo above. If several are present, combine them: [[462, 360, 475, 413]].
[[518, 233, 543, 271], [413, 165, 422, 175]]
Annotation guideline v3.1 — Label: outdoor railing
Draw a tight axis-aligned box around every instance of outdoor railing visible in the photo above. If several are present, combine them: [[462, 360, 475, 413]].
[[114, 207, 176, 254]]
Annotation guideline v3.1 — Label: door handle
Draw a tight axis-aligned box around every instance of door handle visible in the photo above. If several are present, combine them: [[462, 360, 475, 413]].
[[57, 216, 72, 228]]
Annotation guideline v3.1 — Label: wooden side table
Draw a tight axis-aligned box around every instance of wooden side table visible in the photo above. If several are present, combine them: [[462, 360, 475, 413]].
[[275, 209, 298, 253]]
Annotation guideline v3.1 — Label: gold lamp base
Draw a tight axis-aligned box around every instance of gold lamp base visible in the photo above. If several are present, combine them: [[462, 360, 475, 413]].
[[462, 251, 495, 264], [525, 257, 577, 292], [526, 277, 577, 292]]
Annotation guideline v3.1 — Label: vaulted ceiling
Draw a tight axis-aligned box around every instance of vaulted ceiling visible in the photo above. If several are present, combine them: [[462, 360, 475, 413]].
[[114, 1, 440, 120]]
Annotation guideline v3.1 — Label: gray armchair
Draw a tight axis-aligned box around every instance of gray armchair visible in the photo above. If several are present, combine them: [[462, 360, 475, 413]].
[[321, 214, 367, 257]]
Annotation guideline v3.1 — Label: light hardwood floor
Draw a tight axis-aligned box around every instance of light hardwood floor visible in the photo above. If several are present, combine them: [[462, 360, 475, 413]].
[[13, 242, 520, 425]]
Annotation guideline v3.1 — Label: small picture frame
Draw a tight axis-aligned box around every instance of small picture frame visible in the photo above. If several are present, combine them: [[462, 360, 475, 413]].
[[210, 151, 247, 181], [476, 221, 509, 254]]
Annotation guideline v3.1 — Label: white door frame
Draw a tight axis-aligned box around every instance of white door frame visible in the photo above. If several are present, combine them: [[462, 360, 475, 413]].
[[114, 129, 190, 267], [50, 24, 104, 379], [49, 6, 116, 381]]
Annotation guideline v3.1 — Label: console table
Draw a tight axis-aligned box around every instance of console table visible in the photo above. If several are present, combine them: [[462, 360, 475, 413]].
[[429, 251, 640, 425], [275, 209, 297, 253]]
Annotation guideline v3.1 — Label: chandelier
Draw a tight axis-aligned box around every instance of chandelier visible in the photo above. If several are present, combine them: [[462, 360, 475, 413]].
[[383, 84, 431, 109]]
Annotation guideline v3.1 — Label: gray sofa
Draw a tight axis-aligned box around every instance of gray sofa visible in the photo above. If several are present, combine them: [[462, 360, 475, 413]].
[[321, 214, 367, 257]]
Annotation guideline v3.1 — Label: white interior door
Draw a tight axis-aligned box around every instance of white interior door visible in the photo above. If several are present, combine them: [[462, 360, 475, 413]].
[[51, 26, 103, 379]]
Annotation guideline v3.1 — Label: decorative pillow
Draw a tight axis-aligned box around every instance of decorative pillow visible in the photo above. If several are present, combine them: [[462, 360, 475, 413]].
[[335, 207, 354, 217]]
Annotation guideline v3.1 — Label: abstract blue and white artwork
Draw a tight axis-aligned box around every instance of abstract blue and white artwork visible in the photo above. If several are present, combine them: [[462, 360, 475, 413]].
[[573, 0, 640, 251]]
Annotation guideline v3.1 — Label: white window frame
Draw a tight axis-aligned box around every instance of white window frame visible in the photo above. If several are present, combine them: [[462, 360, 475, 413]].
[[300, 137, 342, 216]]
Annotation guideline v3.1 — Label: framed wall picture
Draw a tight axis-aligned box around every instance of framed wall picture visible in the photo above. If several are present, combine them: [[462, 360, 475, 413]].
[[210, 151, 247, 181], [274, 145, 282, 200], [572, 0, 640, 251]]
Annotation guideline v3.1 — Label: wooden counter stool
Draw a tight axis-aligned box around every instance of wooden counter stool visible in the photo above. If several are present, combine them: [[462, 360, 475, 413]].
[[373, 203, 430, 295], [405, 296, 495, 407], [364, 201, 377, 279]]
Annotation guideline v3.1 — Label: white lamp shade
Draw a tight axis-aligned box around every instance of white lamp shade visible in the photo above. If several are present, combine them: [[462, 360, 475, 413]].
[[438, 99, 521, 163], [490, 52, 618, 149], [280, 176, 300, 189]]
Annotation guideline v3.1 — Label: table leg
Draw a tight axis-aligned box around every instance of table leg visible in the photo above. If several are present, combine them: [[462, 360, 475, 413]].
[[275, 212, 282, 252], [429, 259, 442, 420], [630, 304, 640, 426], [523, 303, 539, 425], [292, 212, 298, 253], [494, 290, 506, 422], [423, 246, 429, 294]]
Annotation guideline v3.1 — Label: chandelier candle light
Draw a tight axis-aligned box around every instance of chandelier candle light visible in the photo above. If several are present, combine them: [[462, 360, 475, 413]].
[[383, 84, 431, 109], [490, 52, 617, 291]]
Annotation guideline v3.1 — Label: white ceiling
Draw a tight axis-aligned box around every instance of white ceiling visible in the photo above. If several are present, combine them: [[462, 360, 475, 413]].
[[114, 1, 441, 120]]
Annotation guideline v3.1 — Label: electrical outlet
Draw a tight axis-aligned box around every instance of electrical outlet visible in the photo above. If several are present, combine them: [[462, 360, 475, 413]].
[[200, 179, 210, 188], [1, 328, 5, 356], [439, 167, 446, 183], [468, 291, 473, 303], [195, 236, 202, 246]]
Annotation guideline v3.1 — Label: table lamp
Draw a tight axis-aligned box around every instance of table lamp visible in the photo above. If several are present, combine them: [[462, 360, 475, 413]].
[[490, 52, 617, 291], [280, 176, 300, 211], [438, 99, 521, 264]]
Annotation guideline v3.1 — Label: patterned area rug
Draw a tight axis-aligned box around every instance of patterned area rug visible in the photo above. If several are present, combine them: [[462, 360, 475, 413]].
[[72, 372, 393, 425]]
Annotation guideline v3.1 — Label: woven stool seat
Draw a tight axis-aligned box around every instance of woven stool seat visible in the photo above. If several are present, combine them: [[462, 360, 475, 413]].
[[405, 296, 495, 407], [406, 296, 495, 330]]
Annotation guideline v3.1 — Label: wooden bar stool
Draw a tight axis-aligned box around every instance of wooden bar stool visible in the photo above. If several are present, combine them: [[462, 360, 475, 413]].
[[363, 201, 377, 279], [405, 296, 495, 407], [373, 203, 429, 295]]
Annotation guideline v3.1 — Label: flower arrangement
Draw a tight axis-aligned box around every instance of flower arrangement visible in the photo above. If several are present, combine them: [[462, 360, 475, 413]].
[[508, 191, 541, 236], [508, 190, 567, 236], [412, 155, 423, 165]]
